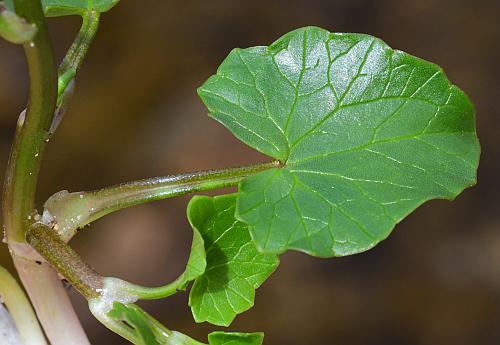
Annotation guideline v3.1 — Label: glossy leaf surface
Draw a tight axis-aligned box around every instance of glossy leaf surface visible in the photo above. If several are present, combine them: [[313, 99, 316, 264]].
[[188, 194, 279, 326], [199, 26, 480, 257]]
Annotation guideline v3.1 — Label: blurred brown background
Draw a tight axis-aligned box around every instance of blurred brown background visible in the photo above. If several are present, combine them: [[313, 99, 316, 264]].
[[1, 0, 499, 344]]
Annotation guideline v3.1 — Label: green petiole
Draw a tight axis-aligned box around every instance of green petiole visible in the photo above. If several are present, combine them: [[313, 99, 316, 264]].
[[52, 10, 100, 133], [57, 9, 99, 101], [43, 161, 280, 242], [21, 162, 279, 310]]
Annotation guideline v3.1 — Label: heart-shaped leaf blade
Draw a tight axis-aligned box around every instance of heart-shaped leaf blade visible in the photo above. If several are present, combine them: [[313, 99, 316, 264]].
[[198, 26, 480, 257], [188, 194, 279, 326]]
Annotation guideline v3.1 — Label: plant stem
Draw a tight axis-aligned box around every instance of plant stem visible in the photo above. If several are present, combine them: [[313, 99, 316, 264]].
[[3, 0, 57, 243], [89, 301, 206, 345], [120, 273, 191, 300], [88, 305, 139, 344], [13, 254, 91, 345], [45, 161, 281, 242], [0, 265, 47, 345], [2, 3, 94, 345], [2, 7, 100, 242], [25, 223, 103, 299], [50, 10, 100, 135], [22, 162, 280, 314], [57, 10, 99, 100]]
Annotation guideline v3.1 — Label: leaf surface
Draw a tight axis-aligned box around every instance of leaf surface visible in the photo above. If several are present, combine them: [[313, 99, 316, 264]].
[[2, 0, 119, 17], [198, 26, 480, 257], [43, 0, 119, 17], [168, 222, 207, 293], [188, 194, 279, 326]]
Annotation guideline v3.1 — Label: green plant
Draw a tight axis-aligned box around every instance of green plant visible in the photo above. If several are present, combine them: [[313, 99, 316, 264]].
[[0, 1, 480, 344]]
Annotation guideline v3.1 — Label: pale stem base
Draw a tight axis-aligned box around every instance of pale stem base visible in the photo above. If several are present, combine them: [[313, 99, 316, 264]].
[[13, 254, 90, 345]]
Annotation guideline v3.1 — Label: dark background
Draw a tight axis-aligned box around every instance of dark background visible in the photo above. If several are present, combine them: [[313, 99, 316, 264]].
[[1, 0, 499, 344]]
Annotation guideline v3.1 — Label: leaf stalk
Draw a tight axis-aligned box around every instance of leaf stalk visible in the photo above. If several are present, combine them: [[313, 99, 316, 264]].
[[44, 161, 281, 242]]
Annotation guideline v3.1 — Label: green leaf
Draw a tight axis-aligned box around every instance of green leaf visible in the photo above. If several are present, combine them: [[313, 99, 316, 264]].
[[208, 332, 264, 345], [41, 0, 119, 17], [107, 303, 262, 345], [166, 222, 207, 294], [113, 219, 206, 299], [107, 302, 206, 345], [108, 302, 160, 345], [2, 0, 119, 17], [187, 194, 279, 326], [0, 3, 36, 44], [198, 26, 480, 257]]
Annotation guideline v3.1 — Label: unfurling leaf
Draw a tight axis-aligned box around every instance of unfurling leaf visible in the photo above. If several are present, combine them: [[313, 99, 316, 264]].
[[199, 26, 480, 258]]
